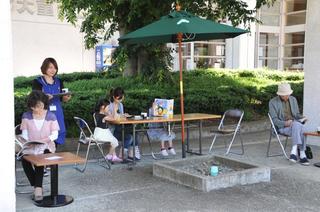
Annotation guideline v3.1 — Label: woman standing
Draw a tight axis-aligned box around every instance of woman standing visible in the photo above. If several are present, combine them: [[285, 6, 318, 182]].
[[32, 58, 71, 145]]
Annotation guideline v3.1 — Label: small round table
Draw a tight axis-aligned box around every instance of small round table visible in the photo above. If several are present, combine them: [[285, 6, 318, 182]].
[[23, 152, 85, 207]]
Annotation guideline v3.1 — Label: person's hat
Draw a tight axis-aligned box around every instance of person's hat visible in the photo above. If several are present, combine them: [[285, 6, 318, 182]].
[[277, 83, 293, 96]]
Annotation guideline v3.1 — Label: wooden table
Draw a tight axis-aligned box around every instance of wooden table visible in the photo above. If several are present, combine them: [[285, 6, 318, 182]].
[[23, 152, 85, 207], [304, 132, 320, 167], [113, 113, 221, 162]]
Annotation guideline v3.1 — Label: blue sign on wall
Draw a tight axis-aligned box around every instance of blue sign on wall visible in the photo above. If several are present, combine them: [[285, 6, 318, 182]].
[[95, 44, 117, 72]]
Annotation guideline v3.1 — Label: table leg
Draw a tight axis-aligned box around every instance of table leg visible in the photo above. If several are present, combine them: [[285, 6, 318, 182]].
[[34, 165, 73, 207], [186, 121, 190, 152], [121, 124, 130, 164], [185, 120, 203, 155], [51, 164, 58, 196], [199, 120, 202, 155], [132, 124, 136, 165]]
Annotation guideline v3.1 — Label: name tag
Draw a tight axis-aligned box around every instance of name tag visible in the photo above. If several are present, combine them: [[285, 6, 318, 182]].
[[49, 105, 57, 111]]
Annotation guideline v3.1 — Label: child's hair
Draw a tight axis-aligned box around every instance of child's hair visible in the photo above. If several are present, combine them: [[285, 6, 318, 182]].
[[109, 87, 125, 102], [94, 98, 109, 113]]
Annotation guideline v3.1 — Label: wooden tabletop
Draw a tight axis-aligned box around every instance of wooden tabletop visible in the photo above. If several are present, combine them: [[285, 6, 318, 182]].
[[113, 113, 221, 125], [23, 152, 85, 167], [304, 132, 320, 137]]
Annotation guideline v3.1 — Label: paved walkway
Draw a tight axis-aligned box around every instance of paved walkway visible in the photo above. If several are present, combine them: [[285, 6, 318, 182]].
[[16, 130, 320, 211]]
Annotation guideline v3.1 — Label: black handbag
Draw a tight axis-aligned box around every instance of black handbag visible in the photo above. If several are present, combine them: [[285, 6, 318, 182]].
[[305, 146, 313, 159]]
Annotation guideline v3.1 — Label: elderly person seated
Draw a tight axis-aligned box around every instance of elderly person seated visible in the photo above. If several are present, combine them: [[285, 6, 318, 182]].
[[269, 82, 309, 165]]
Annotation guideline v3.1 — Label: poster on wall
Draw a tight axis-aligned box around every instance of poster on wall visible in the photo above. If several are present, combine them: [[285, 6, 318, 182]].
[[95, 44, 117, 71]]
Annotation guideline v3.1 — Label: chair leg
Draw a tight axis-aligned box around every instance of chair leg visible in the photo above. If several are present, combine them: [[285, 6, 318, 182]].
[[74, 143, 91, 173], [226, 131, 244, 155], [208, 134, 217, 154], [140, 132, 159, 160], [76, 142, 80, 156], [146, 133, 159, 160], [266, 130, 289, 159], [266, 129, 273, 157], [15, 161, 33, 194], [284, 137, 288, 150], [96, 143, 111, 170]]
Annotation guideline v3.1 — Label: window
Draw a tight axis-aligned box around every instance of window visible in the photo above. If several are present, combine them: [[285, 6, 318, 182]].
[[181, 43, 192, 70], [285, 11, 306, 26], [258, 33, 279, 69], [285, 0, 307, 12], [283, 32, 305, 70], [260, 2, 281, 26], [194, 40, 225, 68], [285, 0, 307, 26], [179, 40, 226, 70], [256, 0, 307, 71]]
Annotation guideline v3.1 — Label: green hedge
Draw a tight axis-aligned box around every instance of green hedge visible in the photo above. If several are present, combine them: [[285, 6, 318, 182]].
[[14, 69, 304, 137]]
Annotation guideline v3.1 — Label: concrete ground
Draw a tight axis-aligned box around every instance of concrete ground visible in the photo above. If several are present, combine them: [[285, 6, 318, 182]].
[[16, 130, 320, 212]]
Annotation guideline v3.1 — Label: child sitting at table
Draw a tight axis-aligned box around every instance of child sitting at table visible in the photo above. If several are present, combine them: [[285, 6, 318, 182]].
[[93, 98, 122, 162], [147, 102, 176, 157], [108, 87, 141, 160]]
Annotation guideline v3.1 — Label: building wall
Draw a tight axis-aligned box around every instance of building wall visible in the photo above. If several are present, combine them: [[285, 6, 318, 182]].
[[225, 0, 256, 69], [303, 0, 320, 141], [11, 0, 96, 76]]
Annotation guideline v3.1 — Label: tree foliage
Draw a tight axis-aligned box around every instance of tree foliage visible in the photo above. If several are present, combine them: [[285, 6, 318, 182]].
[[56, 0, 276, 77]]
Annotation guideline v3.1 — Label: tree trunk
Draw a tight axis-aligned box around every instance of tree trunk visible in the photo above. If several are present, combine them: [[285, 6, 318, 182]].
[[137, 49, 148, 75], [119, 27, 137, 77], [124, 57, 138, 77]]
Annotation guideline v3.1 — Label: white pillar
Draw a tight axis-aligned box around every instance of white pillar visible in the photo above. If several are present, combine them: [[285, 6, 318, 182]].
[[303, 0, 320, 144], [0, 0, 16, 211]]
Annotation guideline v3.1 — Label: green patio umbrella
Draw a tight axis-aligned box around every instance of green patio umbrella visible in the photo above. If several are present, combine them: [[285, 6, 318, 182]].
[[119, 6, 248, 158]]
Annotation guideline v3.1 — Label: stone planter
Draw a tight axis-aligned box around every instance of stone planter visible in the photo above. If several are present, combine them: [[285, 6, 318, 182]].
[[153, 155, 270, 192]]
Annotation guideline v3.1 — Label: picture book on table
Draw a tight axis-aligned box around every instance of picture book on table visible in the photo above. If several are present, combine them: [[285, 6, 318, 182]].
[[153, 98, 174, 118]]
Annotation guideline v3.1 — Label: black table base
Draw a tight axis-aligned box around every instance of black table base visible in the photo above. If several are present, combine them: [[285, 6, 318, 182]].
[[314, 162, 320, 167], [34, 195, 73, 207], [33, 164, 74, 207]]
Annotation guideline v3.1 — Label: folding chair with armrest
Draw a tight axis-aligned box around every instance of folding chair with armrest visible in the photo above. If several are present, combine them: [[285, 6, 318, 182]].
[[15, 124, 33, 194], [267, 113, 289, 159], [15, 125, 49, 193], [73, 116, 111, 172], [208, 109, 244, 155]]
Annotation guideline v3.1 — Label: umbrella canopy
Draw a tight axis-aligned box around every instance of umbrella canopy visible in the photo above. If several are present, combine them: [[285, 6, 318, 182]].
[[119, 10, 248, 44], [119, 8, 248, 158]]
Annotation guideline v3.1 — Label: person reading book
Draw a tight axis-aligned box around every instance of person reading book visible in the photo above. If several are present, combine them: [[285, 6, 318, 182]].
[[148, 101, 176, 157], [107, 87, 141, 160], [20, 90, 60, 201], [269, 83, 309, 165]]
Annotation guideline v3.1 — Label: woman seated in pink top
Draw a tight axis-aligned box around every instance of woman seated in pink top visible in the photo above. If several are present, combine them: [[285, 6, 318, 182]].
[[20, 90, 60, 201]]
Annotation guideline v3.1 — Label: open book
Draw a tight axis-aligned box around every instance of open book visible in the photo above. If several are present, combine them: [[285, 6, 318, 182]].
[[297, 117, 307, 124], [16, 135, 47, 145]]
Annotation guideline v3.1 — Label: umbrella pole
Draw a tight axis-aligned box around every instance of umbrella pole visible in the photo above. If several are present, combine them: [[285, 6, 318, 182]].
[[177, 33, 186, 158]]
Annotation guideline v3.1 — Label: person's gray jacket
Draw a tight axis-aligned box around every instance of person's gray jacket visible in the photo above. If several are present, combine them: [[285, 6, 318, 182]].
[[269, 96, 303, 129]]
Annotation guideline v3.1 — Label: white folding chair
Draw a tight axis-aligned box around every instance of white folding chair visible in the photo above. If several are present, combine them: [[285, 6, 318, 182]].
[[267, 113, 289, 159], [208, 109, 244, 155], [73, 116, 111, 172], [14, 124, 34, 194]]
